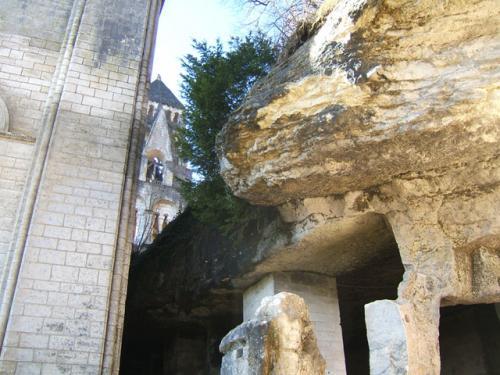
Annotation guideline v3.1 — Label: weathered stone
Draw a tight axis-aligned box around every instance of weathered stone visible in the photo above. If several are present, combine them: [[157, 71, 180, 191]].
[[220, 292, 326, 375], [243, 273, 346, 374], [218, 0, 500, 206], [0, 0, 163, 373], [471, 247, 500, 298], [365, 300, 408, 375], [0, 96, 9, 133], [212, 1, 500, 374]]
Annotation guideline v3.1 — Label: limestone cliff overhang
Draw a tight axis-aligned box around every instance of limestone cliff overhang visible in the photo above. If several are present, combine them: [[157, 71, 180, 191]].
[[217, 0, 500, 206]]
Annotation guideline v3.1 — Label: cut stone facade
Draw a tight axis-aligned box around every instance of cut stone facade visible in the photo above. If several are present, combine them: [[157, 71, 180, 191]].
[[0, 0, 163, 373]]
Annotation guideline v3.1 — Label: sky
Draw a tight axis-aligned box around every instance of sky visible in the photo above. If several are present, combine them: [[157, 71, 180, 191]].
[[151, 0, 250, 102]]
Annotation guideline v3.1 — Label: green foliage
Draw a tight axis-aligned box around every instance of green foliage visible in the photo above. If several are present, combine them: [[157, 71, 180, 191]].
[[176, 33, 277, 233], [178, 177, 255, 235]]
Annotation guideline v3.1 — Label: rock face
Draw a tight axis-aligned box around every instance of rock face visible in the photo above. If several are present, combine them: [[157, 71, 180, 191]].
[[216, 1, 500, 374], [220, 292, 326, 375], [125, 208, 282, 320], [218, 0, 500, 206]]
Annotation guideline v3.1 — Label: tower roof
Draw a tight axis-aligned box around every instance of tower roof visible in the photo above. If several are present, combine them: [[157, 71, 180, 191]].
[[149, 75, 184, 109]]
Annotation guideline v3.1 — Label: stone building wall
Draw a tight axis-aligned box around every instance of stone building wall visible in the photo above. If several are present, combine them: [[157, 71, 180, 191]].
[[0, 0, 73, 136], [0, 34, 59, 136], [0, 0, 73, 294], [0, 139, 34, 297], [0, 0, 163, 373]]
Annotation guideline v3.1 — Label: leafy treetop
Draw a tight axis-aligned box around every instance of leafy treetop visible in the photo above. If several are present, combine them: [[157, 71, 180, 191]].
[[175, 33, 277, 233]]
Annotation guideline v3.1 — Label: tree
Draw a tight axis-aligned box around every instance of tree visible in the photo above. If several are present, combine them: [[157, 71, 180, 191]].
[[176, 34, 277, 233], [238, 0, 322, 47]]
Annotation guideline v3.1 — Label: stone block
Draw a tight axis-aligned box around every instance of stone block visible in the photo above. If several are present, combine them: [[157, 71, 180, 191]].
[[221, 293, 326, 375], [243, 272, 346, 374], [365, 300, 408, 375]]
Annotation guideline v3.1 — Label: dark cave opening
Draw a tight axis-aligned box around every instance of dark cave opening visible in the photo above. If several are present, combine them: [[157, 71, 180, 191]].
[[440, 303, 500, 375], [120, 314, 240, 375], [337, 244, 405, 375]]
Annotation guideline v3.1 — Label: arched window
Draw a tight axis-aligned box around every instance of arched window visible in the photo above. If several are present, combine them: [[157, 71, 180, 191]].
[[146, 157, 164, 183], [153, 199, 177, 232]]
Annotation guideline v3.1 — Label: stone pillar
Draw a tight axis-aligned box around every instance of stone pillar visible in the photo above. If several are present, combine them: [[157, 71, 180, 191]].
[[243, 272, 346, 375], [366, 183, 500, 375], [361, 207, 452, 375], [364, 276, 442, 375]]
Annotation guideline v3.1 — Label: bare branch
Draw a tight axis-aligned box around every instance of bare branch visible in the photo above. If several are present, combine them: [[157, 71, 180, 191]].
[[238, 0, 321, 48]]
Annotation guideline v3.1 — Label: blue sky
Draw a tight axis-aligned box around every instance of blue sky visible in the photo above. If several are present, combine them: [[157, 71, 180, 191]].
[[152, 0, 250, 101]]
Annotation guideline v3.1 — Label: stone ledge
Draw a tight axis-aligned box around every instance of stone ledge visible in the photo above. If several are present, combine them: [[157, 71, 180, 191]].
[[0, 131, 36, 144]]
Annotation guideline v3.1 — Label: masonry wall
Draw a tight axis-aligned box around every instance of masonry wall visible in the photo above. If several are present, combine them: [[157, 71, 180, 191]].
[[243, 272, 347, 375], [0, 0, 73, 301], [0, 0, 74, 136], [0, 0, 161, 373], [243, 274, 275, 321], [0, 139, 34, 298], [0, 33, 60, 136]]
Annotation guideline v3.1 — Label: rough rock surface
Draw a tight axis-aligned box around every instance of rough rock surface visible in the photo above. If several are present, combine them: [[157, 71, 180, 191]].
[[220, 292, 325, 375], [215, 1, 500, 374], [273, 155, 500, 374], [365, 300, 408, 375], [218, 0, 500, 206], [125, 208, 283, 321]]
